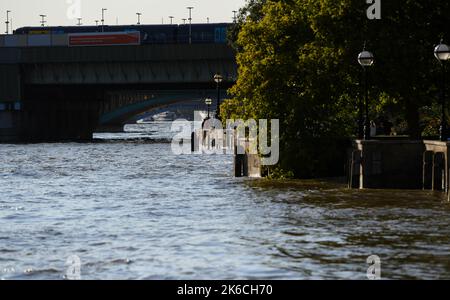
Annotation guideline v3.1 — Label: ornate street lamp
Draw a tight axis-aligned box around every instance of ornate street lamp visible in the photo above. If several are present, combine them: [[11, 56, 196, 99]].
[[214, 74, 223, 119], [434, 40, 450, 141], [358, 49, 375, 140], [435, 41, 450, 61]]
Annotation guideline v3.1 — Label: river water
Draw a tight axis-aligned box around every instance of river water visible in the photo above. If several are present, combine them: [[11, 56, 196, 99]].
[[1, 122, 450, 280]]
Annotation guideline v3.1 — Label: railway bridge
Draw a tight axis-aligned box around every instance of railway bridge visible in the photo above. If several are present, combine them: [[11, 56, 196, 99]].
[[0, 42, 236, 142]]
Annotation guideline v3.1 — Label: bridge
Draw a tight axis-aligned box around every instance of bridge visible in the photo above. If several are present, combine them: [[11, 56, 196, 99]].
[[0, 42, 236, 142]]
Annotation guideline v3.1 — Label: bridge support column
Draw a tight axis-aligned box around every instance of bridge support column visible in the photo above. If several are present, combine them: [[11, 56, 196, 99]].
[[0, 110, 22, 143], [8, 98, 101, 143]]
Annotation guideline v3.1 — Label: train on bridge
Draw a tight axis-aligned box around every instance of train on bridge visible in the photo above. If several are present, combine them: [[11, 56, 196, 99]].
[[3, 23, 231, 47]]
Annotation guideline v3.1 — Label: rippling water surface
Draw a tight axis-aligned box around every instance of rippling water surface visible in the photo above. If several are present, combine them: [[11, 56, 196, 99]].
[[1, 123, 450, 280]]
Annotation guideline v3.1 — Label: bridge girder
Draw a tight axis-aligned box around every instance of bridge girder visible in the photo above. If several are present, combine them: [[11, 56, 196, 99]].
[[24, 60, 236, 85]]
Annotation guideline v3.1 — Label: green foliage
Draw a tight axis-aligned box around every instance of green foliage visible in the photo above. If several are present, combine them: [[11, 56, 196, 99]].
[[223, 0, 450, 178], [265, 166, 295, 180], [227, 0, 268, 50]]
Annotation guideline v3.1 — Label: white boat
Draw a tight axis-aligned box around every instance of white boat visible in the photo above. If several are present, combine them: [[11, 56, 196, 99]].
[[151, 111, 177, 121]]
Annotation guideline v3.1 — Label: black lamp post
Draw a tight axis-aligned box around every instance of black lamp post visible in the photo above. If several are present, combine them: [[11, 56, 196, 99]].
[[358, 49, 375, 140], [6, 10, 11, 34], [356, 82, 364, 139], [205, 98, 212, 119], [214, 74, 223, 119], [39, 14, 47, 27], [137, 13, 142, 25], [232, 10, 237, 23], [202, 98, 213, 129], [187, 7, 194, 44], [101, 8, 107, 32], [434, 40, 450, 141]]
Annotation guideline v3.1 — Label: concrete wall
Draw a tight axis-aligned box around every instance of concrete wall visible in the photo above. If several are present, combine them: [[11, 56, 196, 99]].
[[0, 111, 21, 143], [0, 64, 22, 102], [351, 140, 426, 189], [1, 43, 235, 64], [24, 60, 236, 85]]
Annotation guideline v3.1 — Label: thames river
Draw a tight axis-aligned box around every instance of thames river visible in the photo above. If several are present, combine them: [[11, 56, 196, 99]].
[[0, 123, 449, 280]]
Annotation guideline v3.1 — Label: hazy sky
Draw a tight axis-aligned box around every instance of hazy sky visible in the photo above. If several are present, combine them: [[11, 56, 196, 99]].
[[1, 0, 246, 30]]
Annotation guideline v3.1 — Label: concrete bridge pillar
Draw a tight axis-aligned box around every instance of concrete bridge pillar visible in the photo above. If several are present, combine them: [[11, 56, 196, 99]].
[[422, 151, 433, 190], [0, 110, 21, 143], [432, 152, 445, 192], [18, 98, 100, 142]]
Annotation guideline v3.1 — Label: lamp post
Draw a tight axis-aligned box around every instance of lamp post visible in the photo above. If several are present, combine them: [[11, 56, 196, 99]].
[[187, 7, 193, 44], [5, 10, 11, 34], [169, 16, 174, 25], [77, 18, 82, 26], [95, 20, 99, 26], [136, 13, 142, 25], [355, 82, 364, 139], [214, 74, 223, 119], [39, 15, 47, 27], [434, 40, 450, 141], [205, 98, 212, 119], [101, 8, 107, 32], [358, 49, 375, 140]]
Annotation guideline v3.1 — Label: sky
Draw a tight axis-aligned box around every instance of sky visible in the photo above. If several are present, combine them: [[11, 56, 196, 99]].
[[1, 0, 246, 30]]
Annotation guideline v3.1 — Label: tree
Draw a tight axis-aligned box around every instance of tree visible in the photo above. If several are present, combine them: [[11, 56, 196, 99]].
[[227, 0, 268, 51], [223, 0, 450, 178]]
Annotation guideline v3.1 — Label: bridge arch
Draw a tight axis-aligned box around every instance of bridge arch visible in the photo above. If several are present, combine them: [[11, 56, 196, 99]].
[[98, 89, 229, 132]]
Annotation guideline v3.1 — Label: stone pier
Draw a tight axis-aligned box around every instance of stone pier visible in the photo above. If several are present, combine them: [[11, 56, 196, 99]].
[[191, 127, 262, 178], [348, 139, 450, 194], [0, 110, 21, 143]]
